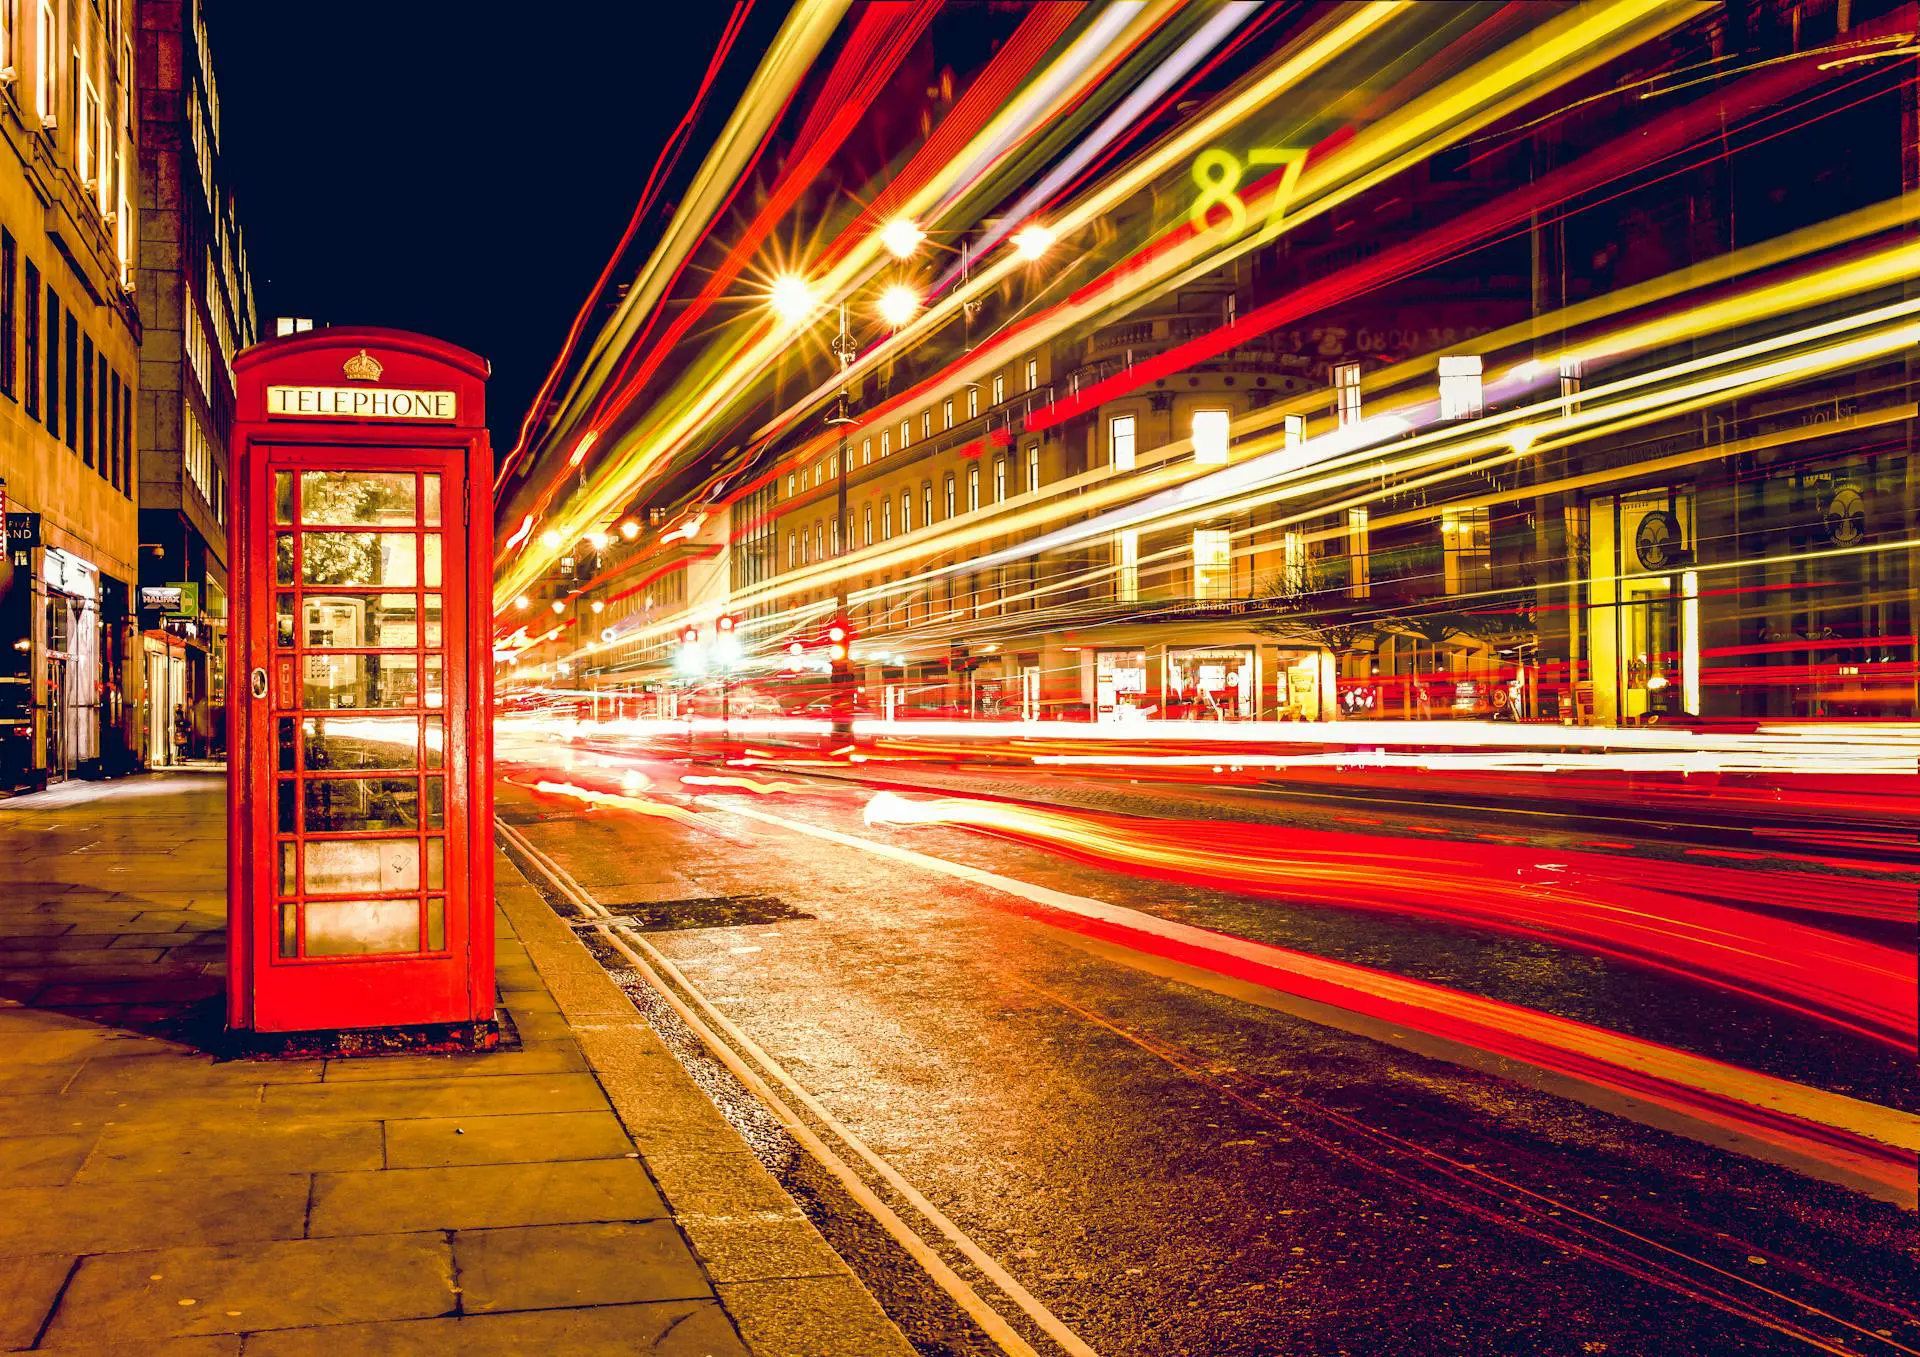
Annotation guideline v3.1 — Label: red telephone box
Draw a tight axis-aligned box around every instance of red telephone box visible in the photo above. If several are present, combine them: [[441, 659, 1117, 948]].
[[227, 328, 494, 1038]]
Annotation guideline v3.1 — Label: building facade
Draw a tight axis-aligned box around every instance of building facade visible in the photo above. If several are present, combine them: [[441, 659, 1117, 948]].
[[0, 0, 143, 789], [134, 0, 255, 765]]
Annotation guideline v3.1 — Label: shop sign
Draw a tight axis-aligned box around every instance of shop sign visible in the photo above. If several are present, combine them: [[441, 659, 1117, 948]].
[[140, 586, 184, 614], [170, 582, 200, 617], [6, 512, 39, 564]]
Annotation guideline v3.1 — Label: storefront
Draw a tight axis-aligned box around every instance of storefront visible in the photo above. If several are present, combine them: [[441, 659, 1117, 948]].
[[1165, 646, 1255, 720], [1094, 648, 1148, 722], [42, 548, 103, 781]]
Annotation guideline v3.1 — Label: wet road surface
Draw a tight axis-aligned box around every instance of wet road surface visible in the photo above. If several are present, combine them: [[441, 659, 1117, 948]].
[[494, 743, 1918, 1357]]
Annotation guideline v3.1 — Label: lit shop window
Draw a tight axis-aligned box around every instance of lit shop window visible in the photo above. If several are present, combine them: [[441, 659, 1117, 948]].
[[1333, 362, 1362, 427], [1438, 355, 1484, 420], [1192, 409, 1229, 466], [1441, 506, 1491, 595], [1347, 507, 1371, 599], [1025, 445, 1039, 494], [1115, 530, 1139, 603], [1110, 414, 1136, 471], [1193, 528, 1231, 600]]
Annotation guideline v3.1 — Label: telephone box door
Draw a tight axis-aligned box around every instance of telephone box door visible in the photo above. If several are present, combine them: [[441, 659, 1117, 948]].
[[243, 446, 475, 1031]]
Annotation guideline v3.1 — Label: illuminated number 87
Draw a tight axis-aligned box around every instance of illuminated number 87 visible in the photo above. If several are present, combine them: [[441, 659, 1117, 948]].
[[1189, 147, 1308, 242]]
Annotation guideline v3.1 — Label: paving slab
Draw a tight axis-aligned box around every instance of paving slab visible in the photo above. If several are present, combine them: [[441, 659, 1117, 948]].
[[40, 1234, 456, 1344], [454, 1220, 713, 1312], [78, 1115, 385, 1180], [0, 1252, 73, 1350], [717, 1276, 921, 1357], [383, 1108, 637, 1168], [240, 1299, 748, 1357], [308, 1158, 668, 1236], [0, 1174, 312, 1255]]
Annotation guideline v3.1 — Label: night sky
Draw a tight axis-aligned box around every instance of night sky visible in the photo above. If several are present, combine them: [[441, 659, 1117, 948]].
[[205, 3, 746, 461]]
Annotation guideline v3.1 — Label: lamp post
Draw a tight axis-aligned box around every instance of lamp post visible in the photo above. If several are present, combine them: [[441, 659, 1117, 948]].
[[827, 305, 859, 740]]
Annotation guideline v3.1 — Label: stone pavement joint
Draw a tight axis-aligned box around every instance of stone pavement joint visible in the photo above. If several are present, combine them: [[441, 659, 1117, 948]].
[[0, 771, 916, 1356]]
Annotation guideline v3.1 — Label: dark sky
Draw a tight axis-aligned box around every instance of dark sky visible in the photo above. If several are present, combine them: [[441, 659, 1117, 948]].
[[205, 3, 749, 459]]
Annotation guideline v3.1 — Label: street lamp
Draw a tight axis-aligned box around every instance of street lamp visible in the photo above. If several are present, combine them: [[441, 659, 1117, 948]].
[[879, 217, 923, 259], [1011, 223, 1056, 261], [769, 274, 817, 327], [876, 284, 919, 330]]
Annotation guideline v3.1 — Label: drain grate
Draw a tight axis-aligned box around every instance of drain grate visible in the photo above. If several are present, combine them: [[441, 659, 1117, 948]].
[[571, 893, 812, 933]]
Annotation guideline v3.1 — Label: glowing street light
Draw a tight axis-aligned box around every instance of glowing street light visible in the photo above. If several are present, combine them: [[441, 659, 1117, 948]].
[[589, 599, 605, 614], [551, 600, 566, 615], [769, 274, 817, 327], [586, 531, 609, 552], [619, 519, 640, 540], [514, 594, 531, 611], [1011, 223, 1056, 260], [878, 217, 923, 258], [876, 284, 919, 329], [539, 529, 562, 550]]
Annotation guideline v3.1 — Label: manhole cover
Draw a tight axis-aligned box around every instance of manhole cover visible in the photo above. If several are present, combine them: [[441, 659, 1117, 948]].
[[574, 894, 812, 932]]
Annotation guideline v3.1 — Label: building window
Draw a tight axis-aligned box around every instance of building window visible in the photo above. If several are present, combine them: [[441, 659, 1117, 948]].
[[36, 0, 54, 124], [121, 382, 133, 499], [81, 335, 95, 472], [1024, 445, 1039, 494], [1333, 361, 1362, 426], [20, 261, 38, 420], [943, 398, 954, 430], [1191, 408, 1229, 465], [922, 483, 932, 530], [43, 286, 57, 433], [786, 473, 794, 498], [967, 467, 980, 513], [882, 499, 892, 540], [993, 458, 1006, 503], [831, 516, 839, 554], [943, 473, 955, 520], [1559, 356, 1584, 414], [108, 369, 120, 492], [1283, 413, 1304, 448], [1437, 355, 1483, 420], [966, 385, 978, 419], [862, 437, 872, 465], [1441, 506, 1491, 595], [1025, 358, 1038, 391], [814, 524, 823, 561], [1110, 414, 1136, 471], [881, 430, 891, 456], [992, 373, 1004, 405], [1193, 528, 1231, 600], [921, 411, 931, 440], [864, 505, 873, 545], [0, 230, 13, 401], [1116, 530, 1139, 603], [899, 489, 911, 534], [1347, 507, 1370, 599], [62, 310, 76, 450], [899, 418, 910, 450]]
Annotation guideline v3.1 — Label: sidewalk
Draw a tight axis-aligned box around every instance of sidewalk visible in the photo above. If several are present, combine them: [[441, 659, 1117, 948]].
[[0, 772, 913, 1356]]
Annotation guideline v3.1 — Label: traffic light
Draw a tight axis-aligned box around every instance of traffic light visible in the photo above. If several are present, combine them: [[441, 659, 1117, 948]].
[[717, 614, 736, 634], [679, 625, 699, 647], [826, 623, 847, 644], [786, 641, 805, 658]]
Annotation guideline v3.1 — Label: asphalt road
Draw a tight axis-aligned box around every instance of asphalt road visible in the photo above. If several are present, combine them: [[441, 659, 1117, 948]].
[[494, 742, 1918, 1357]]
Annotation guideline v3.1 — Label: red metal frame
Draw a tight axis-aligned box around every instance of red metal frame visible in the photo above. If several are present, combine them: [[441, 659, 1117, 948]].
[[228, 328, 494, 1035]]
